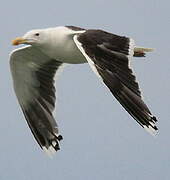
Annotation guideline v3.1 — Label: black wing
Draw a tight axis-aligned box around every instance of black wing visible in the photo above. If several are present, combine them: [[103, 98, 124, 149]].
[[74, 30, 158, 134]]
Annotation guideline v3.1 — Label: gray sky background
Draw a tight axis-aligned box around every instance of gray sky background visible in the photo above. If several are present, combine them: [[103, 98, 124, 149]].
[[0, 0, 170, 179]]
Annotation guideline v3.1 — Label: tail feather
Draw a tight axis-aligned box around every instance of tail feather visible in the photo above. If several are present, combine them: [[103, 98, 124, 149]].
[[134, 47, 154, 57]]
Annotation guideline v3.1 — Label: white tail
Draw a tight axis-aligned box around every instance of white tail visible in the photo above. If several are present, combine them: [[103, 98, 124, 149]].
[[134, 47, 154, 52], [133, 47, 154, 57]]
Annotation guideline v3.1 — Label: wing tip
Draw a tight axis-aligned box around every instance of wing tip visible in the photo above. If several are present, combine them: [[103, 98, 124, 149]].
[[143, 125, 158, 136], [42, 134, 63, 157], [143, 115, 158, 136], [43, 146, 56, 158]]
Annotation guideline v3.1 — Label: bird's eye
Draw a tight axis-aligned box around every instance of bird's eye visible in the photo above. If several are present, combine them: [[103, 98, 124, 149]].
[[35, 33, 40, 36]]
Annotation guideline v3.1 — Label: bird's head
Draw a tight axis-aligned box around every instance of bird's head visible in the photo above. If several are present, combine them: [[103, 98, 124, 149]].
[[12, 29, 47, 46]]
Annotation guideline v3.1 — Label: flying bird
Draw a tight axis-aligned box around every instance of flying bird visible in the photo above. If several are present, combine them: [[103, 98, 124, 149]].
[[10, 26, 158, 154]]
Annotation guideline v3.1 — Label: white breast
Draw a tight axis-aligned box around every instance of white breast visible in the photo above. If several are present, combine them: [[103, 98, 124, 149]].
[[39, 27, 87, 64]]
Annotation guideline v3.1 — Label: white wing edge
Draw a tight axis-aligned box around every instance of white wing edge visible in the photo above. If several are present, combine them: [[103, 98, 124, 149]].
[[9, 45, 31, 56], [73, 35, 102, 80], [52, 63, 66, 119], [127, 38, 135, 62]]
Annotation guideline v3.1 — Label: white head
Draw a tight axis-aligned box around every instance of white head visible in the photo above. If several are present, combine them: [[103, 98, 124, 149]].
[[12, 29, 49, 46]]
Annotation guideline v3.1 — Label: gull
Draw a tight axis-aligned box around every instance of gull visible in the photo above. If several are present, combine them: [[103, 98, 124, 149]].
[[10, 26, 158, 154]]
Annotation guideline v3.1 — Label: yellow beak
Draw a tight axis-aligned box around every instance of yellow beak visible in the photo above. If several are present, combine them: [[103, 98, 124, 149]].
[[12, 37, 28, 46]]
